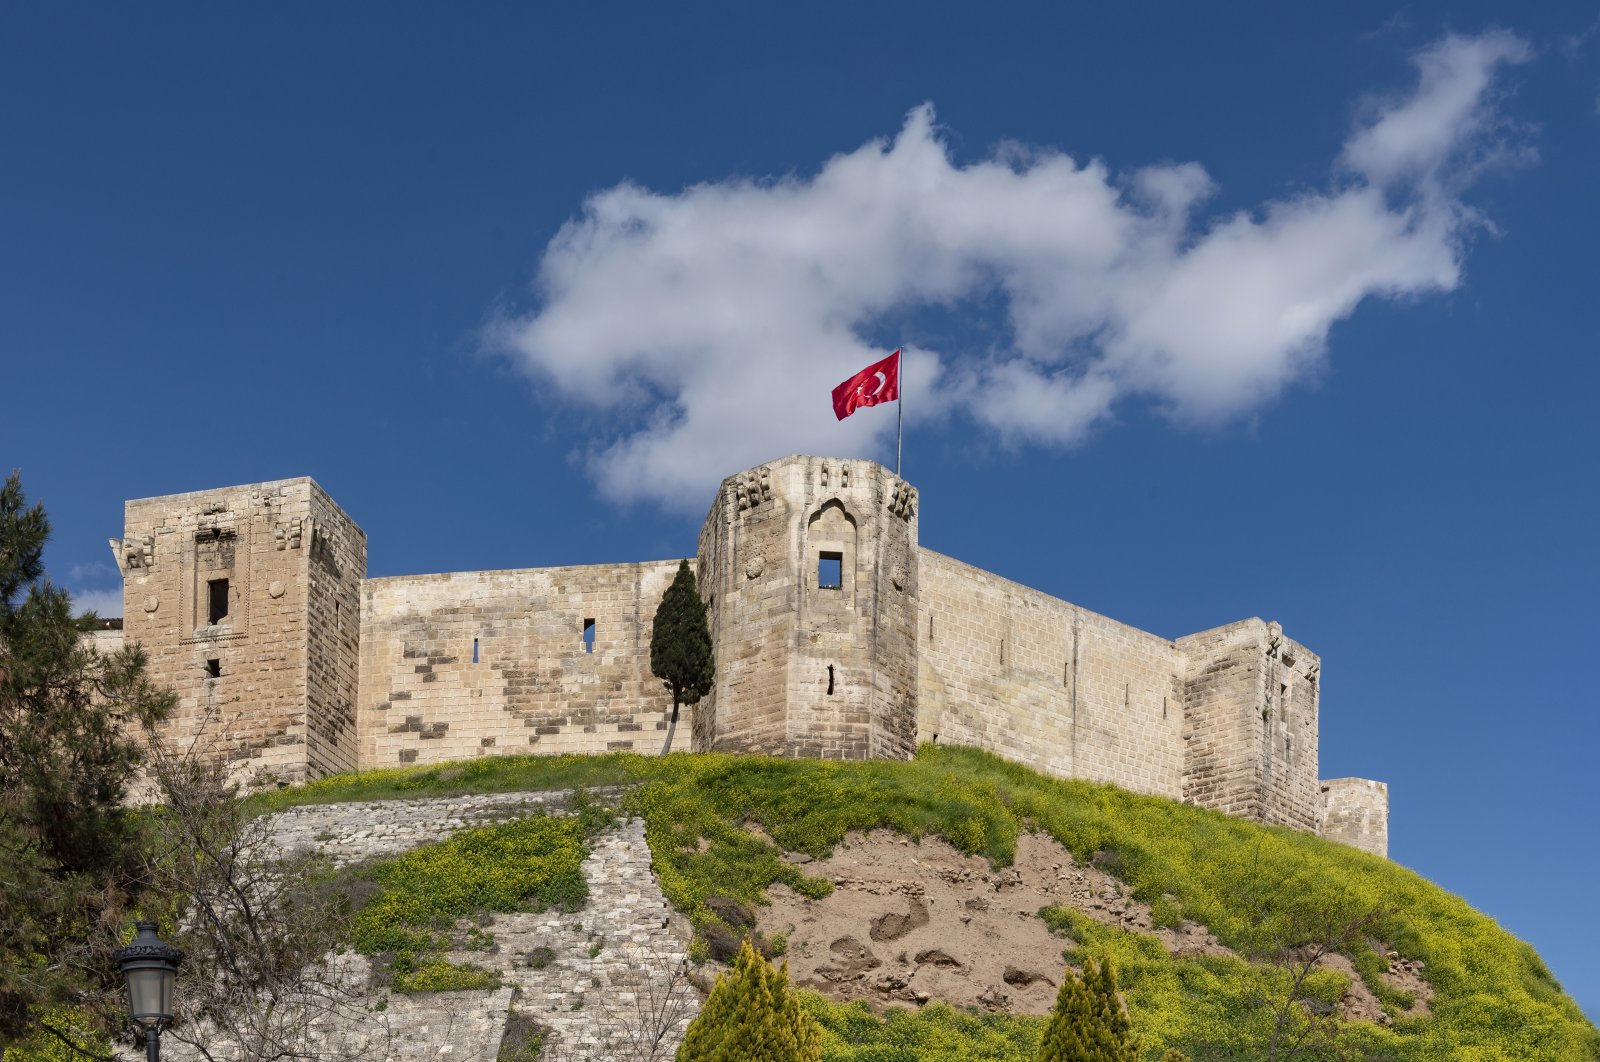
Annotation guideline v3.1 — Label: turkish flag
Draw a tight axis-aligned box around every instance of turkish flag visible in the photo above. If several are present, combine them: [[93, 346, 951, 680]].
[[831, 350, 900, 421]]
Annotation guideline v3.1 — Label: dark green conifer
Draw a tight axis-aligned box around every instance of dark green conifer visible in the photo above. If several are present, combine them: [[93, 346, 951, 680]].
[[1038, 955, 1138, 1062], [0, 472, 174, 1049], [677, 938, 821, 1062], [650, 558, 713, 755]]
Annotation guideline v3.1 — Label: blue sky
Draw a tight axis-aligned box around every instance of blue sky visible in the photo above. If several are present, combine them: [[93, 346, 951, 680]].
[[3, 1, 1597, 1022]]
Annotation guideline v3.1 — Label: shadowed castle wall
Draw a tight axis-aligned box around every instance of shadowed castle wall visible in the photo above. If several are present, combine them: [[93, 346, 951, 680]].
[[357, 562, 681, 767], [1177, 619, 1321, 831]]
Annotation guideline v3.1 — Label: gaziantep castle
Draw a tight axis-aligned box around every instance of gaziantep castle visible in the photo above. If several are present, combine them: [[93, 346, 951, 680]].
[[101, 454, 1389, 857]]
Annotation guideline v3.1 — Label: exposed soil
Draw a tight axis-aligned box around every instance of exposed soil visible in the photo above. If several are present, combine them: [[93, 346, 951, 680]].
[[753, 828, 1431, 1023], [758, 828, 1233, 1015]]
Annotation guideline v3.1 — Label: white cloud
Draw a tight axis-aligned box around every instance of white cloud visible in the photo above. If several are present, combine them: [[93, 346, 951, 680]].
[[494, 32, 1531, 510], [71, 587, 123, 618], [1340, 31, 1531, 187], [69, 561, 115, 583]]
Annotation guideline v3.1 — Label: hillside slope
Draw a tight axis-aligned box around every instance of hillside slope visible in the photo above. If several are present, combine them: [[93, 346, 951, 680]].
[[261, 746, 1598, 1061]]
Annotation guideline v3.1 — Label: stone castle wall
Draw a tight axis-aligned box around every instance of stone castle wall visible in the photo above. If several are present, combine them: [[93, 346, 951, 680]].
[[1320, 778, 1390, 858], [117, 478, 365, 786], [916, 549, 1186, 798], [305, 487, 365, 777], [357, 562, 682, 767], [105, 456, 1387, 855]]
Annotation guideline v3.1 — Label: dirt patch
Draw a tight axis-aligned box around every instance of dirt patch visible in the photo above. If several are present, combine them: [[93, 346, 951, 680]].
[[753, 828, 1428, 1024], [1380, 950, 1433, 1020], [759, 829, 1137, 1015]]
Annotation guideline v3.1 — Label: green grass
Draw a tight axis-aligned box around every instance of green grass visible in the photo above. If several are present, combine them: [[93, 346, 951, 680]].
[[390, 959, 503, 993], [267, 746, 1598, 1060], [805, 996, 1043, 1061], [342, 803, 608, 992], [351, 811, 592, 956]]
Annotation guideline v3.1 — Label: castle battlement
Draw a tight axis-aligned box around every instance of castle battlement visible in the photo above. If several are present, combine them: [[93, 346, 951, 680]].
[[104, 455, 1388, 856]]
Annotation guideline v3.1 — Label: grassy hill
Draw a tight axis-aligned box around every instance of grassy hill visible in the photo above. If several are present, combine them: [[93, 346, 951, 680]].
[[257, 745, 1598, 1061]]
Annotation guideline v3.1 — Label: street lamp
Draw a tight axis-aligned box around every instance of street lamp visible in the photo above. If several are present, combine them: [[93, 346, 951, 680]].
[[112, 922, 184, 1062]]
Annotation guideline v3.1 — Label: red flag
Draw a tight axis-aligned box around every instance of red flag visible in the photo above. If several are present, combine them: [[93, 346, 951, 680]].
[[831, 350, 900, 421]]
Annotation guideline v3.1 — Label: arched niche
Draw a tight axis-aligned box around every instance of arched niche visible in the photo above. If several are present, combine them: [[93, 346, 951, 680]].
[[806, 499, 858, 604]]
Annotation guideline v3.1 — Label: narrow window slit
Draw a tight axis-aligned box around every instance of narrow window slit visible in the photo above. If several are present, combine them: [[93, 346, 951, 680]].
[[207, 578, 229, 625], [473, 637, 479, 664], [826, 665, 835, 695], [582, 619, 596, 653]]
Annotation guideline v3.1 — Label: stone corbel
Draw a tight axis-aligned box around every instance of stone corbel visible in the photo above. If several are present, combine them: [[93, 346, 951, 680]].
[[117, 535, 155, 570], [274, 516, 314, 550], [888, 481, 917, 520], [196, 512, 236, 537], [736, 468, 771, 512]]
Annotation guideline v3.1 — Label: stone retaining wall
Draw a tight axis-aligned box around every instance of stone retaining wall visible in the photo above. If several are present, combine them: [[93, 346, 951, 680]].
[[124, 789, 696, 1062]]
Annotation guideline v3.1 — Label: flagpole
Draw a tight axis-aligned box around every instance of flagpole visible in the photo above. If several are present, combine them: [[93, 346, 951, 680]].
[[896, 349, 904, 479]]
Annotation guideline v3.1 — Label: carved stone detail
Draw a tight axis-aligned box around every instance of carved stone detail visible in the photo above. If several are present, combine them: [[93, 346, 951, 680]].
[[122, 534, 155, 570], [888, 481, 917, 521], [275, 517, 308, 550], [736, 468, 772, 512]]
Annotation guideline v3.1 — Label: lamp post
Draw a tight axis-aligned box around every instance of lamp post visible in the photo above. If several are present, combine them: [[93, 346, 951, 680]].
[[112, 922, 184, 1062]]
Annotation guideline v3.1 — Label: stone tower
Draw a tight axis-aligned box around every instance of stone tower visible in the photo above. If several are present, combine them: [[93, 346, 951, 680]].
[[115, 478, 365, 785], [693, 455, 920, 760], [1177, 619, 1322, 831]]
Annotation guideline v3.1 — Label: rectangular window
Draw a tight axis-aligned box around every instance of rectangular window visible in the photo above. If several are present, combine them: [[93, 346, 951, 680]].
[[207, 578, 229, 625], [205, 658, 221, 679], [582, 619, 596, 653], [818, 552, 842, 589]]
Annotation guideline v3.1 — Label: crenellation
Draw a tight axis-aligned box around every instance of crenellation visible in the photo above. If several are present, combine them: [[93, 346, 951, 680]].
[[110, 455, 1385, 851]]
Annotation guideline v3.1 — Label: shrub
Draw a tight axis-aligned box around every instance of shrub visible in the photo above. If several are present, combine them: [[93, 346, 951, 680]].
[[497, 1008, 547, 1062], [1039, 956, 1137, 1062], [678, 939, 821, 1061]]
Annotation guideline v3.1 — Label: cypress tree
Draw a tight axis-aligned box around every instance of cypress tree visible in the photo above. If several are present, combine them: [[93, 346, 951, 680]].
[[650, 558, 713, 755], [1038, 955, 1138, 1062], [677, 938, 821, 1062]]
